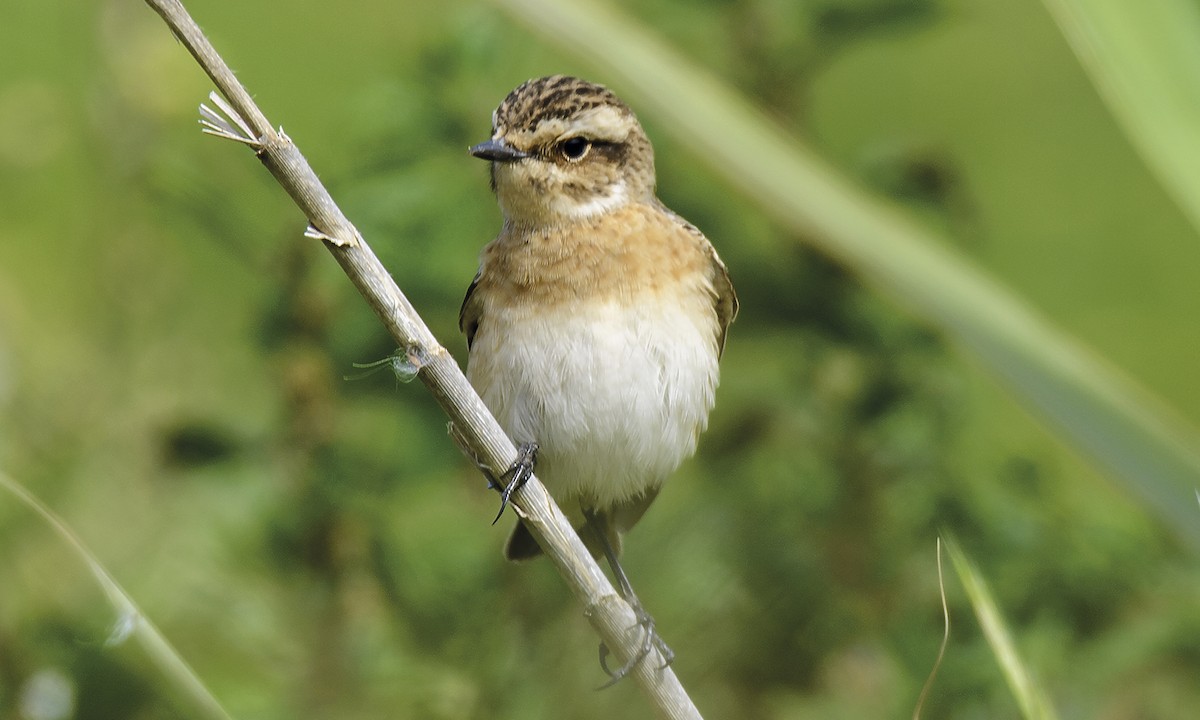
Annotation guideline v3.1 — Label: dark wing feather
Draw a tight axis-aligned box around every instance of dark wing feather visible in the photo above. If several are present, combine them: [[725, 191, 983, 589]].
[[459, 271, 483, 350], [709, 249, 737, 359]]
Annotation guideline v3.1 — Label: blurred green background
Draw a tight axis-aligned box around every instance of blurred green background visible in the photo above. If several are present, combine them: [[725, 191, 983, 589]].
[[2, 0, 1199, 718]]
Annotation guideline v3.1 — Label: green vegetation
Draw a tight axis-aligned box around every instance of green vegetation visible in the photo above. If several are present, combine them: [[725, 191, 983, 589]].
[[1, 0, 1198, 718]]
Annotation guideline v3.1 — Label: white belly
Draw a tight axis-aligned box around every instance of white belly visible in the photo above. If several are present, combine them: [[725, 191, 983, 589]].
[[466, 297, 719, 513]]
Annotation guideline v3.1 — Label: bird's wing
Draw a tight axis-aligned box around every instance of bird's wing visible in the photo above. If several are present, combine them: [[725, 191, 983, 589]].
[[658, 200, 738, 358], [459, 270, 483, 350], [708, 246, 738, 359]]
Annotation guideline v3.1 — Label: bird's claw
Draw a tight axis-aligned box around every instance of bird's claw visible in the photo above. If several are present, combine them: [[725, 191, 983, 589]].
[[595, 602, 673, 688], [490, 442, 538, 524]]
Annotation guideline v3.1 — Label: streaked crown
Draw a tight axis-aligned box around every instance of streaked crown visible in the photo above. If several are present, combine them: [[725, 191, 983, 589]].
[[471, 76, 656, 226]]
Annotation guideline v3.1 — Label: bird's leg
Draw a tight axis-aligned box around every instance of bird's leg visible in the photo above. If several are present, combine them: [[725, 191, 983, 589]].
[[584, 509, 674, 688], [489, 441, 538, 524]]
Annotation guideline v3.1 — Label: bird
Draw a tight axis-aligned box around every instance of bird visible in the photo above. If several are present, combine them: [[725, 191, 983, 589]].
[[460, 75, 737, 677]]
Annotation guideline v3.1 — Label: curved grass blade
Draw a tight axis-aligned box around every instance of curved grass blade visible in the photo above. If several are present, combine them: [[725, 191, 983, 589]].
[[1042, 0, 1200, 237], [945, 536, 1060, 720], [0, 472, 235, 720]]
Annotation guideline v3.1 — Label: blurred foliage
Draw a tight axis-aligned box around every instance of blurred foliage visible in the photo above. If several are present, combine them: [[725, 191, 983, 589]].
[[1, 0, 1198, 719]]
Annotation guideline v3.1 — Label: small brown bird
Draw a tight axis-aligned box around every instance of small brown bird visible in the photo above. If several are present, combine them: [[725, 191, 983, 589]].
[[461, 75, 736, 674]]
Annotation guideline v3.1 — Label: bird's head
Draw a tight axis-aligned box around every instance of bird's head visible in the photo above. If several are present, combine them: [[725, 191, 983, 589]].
[[470, 75, 656, 227]]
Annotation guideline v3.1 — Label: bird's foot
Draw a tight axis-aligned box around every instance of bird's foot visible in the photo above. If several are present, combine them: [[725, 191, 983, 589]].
[[597, 598, 673, 688], [489, 442, 538, 524]]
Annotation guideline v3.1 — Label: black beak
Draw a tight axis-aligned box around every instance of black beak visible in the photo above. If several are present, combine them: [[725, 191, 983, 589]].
[[469, 138, 529, 162]]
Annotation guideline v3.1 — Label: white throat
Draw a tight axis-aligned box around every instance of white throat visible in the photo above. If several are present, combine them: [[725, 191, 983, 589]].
[[556, 179, 629, 220]]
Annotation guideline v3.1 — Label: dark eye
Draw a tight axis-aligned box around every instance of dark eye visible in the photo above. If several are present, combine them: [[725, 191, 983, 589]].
[[560, 137, 591, 161]]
